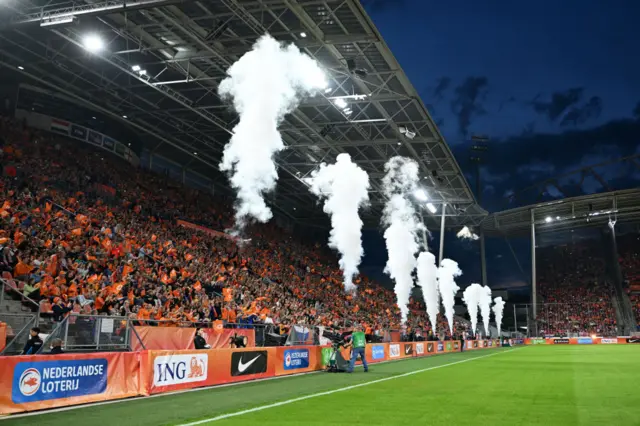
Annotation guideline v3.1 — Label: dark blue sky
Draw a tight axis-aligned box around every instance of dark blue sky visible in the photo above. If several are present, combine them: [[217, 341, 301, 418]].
[[360, 0, 640, 289]]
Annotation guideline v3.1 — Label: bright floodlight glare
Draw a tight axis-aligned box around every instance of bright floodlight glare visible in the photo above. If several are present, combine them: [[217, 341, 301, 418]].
[[545, 216, 552, 223], [334, 98, 347, 109], [426, 202, 437, 214], [122, 115, 127, 119], [17, 66, 24, 70], [83, 34, 105, 53], [324, 87, 332, 93], [132, 65, 141, 72], [139, 69, 147, 76], [300, 32, 307, 38], [414, 188, 428, 202]]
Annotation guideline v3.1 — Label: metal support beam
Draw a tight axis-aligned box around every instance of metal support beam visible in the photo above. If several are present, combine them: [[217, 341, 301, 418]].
[[438, 204, 446, 265], [7, 0, 185, 26], [530, 209, 537, 320]]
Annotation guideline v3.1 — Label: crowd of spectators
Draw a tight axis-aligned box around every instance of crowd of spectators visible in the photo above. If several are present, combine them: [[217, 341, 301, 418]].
[[406, 298, 469, 340], [536, 243, 617, 336], [0, 115, 404, 337], [618, 233, 640, 325]]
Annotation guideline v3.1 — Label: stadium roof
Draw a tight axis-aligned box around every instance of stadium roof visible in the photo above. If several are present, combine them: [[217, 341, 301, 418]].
[[480, 187, 640, 237], [0, 0, 486, 230]]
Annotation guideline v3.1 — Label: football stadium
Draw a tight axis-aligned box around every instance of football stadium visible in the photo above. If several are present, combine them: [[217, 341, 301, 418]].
[[0, 1, 639, 425]]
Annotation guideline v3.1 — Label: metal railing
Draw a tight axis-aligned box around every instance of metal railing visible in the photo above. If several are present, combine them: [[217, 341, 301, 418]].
[[1, 313, 38, 355], [1, 278, 41, 314]]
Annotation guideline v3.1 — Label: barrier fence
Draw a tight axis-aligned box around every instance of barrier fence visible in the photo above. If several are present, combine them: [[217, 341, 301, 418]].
[[0, 339, 502, 414]]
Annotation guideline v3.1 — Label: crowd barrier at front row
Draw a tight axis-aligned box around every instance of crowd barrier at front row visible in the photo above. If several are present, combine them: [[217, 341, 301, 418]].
[[0, 339, 502, 415]]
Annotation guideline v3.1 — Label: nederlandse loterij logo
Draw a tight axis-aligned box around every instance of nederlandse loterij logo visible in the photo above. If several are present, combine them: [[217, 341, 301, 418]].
[[18, 368, 41, 396], [283, 349, 309, 370], [154, 354, 208, 386], [12, 359, 108, 403]]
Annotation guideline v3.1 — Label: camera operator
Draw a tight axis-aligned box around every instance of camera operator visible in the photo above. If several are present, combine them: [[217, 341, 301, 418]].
[[194, 328, 211, 350], [346, 324, 369, 373], [229, 333, 247, 349]]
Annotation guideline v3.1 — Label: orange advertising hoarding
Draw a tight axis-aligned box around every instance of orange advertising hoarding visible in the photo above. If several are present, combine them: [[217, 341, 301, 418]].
[[141, 347, 277, 395], [273, 346, 323, 376], [0, 352, 140, 415], [0, 339, 499, 414]]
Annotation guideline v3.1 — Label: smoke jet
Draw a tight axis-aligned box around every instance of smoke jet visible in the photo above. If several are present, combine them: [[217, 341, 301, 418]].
[[463, 283, 483, 336], [479, 285, 493, 337], [381, 156, 424, 323], [219, 34, 327, 229], [456, 226, 479, 240], [307, 153, 370, 292], [416, 251, 439, 333], [492, 296, 505, 336], [437, 258, 462, 335]]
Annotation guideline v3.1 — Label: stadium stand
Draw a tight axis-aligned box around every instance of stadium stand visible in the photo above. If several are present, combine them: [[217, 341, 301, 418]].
[[0, 114, 404, 344], [618, 233, 640, 327], [1, 114, 634, 344], [536, 242, 618, 336]]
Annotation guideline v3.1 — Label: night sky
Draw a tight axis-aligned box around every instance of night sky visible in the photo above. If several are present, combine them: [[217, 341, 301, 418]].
[[359, 0, 640, 290]]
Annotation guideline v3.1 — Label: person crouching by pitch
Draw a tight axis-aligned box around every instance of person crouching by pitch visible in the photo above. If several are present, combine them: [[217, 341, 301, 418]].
[[347, 324, 369, 373]]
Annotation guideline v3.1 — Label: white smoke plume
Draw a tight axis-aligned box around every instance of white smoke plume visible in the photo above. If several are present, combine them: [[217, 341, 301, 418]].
[[492, 296, 505, 336], [457, 226, 479, 240], [437, 258, 462, 335], [381, 156, 424, 323], [307, 153, 370, 292], [463, 283, 483, 336], [219, 34, 327, 229], [416, 251, 439, 332], [479, 285, 493, 337]]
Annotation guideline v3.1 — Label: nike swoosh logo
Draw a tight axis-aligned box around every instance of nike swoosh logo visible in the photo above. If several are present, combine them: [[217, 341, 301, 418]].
[[237, 355, 260, 373]]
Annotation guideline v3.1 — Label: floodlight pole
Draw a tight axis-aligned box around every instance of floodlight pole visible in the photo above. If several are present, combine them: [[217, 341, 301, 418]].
[[438, 203, 446, 265], [530, 209, 537, 320], [480, 231, 488, 286]]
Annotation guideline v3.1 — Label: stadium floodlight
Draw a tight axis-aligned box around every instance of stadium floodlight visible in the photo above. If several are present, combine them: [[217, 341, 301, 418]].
[[82, 34, 105, 53], [426, 202, 437, 214], [139, 69, 147, 76], [414, 188, 428, 202], [132, 65, 141, 72], [300, 32, 307, 38], [122, 115, 127, 119], [324, 87, 332, 93], [17, 66, 24, 70], [545, 216, 552, 223], [334, 98, 348, 109]]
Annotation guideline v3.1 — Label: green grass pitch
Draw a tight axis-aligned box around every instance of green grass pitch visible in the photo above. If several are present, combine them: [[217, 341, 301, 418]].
[[4, 345, 639, 426]]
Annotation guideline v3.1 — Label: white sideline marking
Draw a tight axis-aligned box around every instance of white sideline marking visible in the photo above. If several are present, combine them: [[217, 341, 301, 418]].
[[178, 347, 521, 425]]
